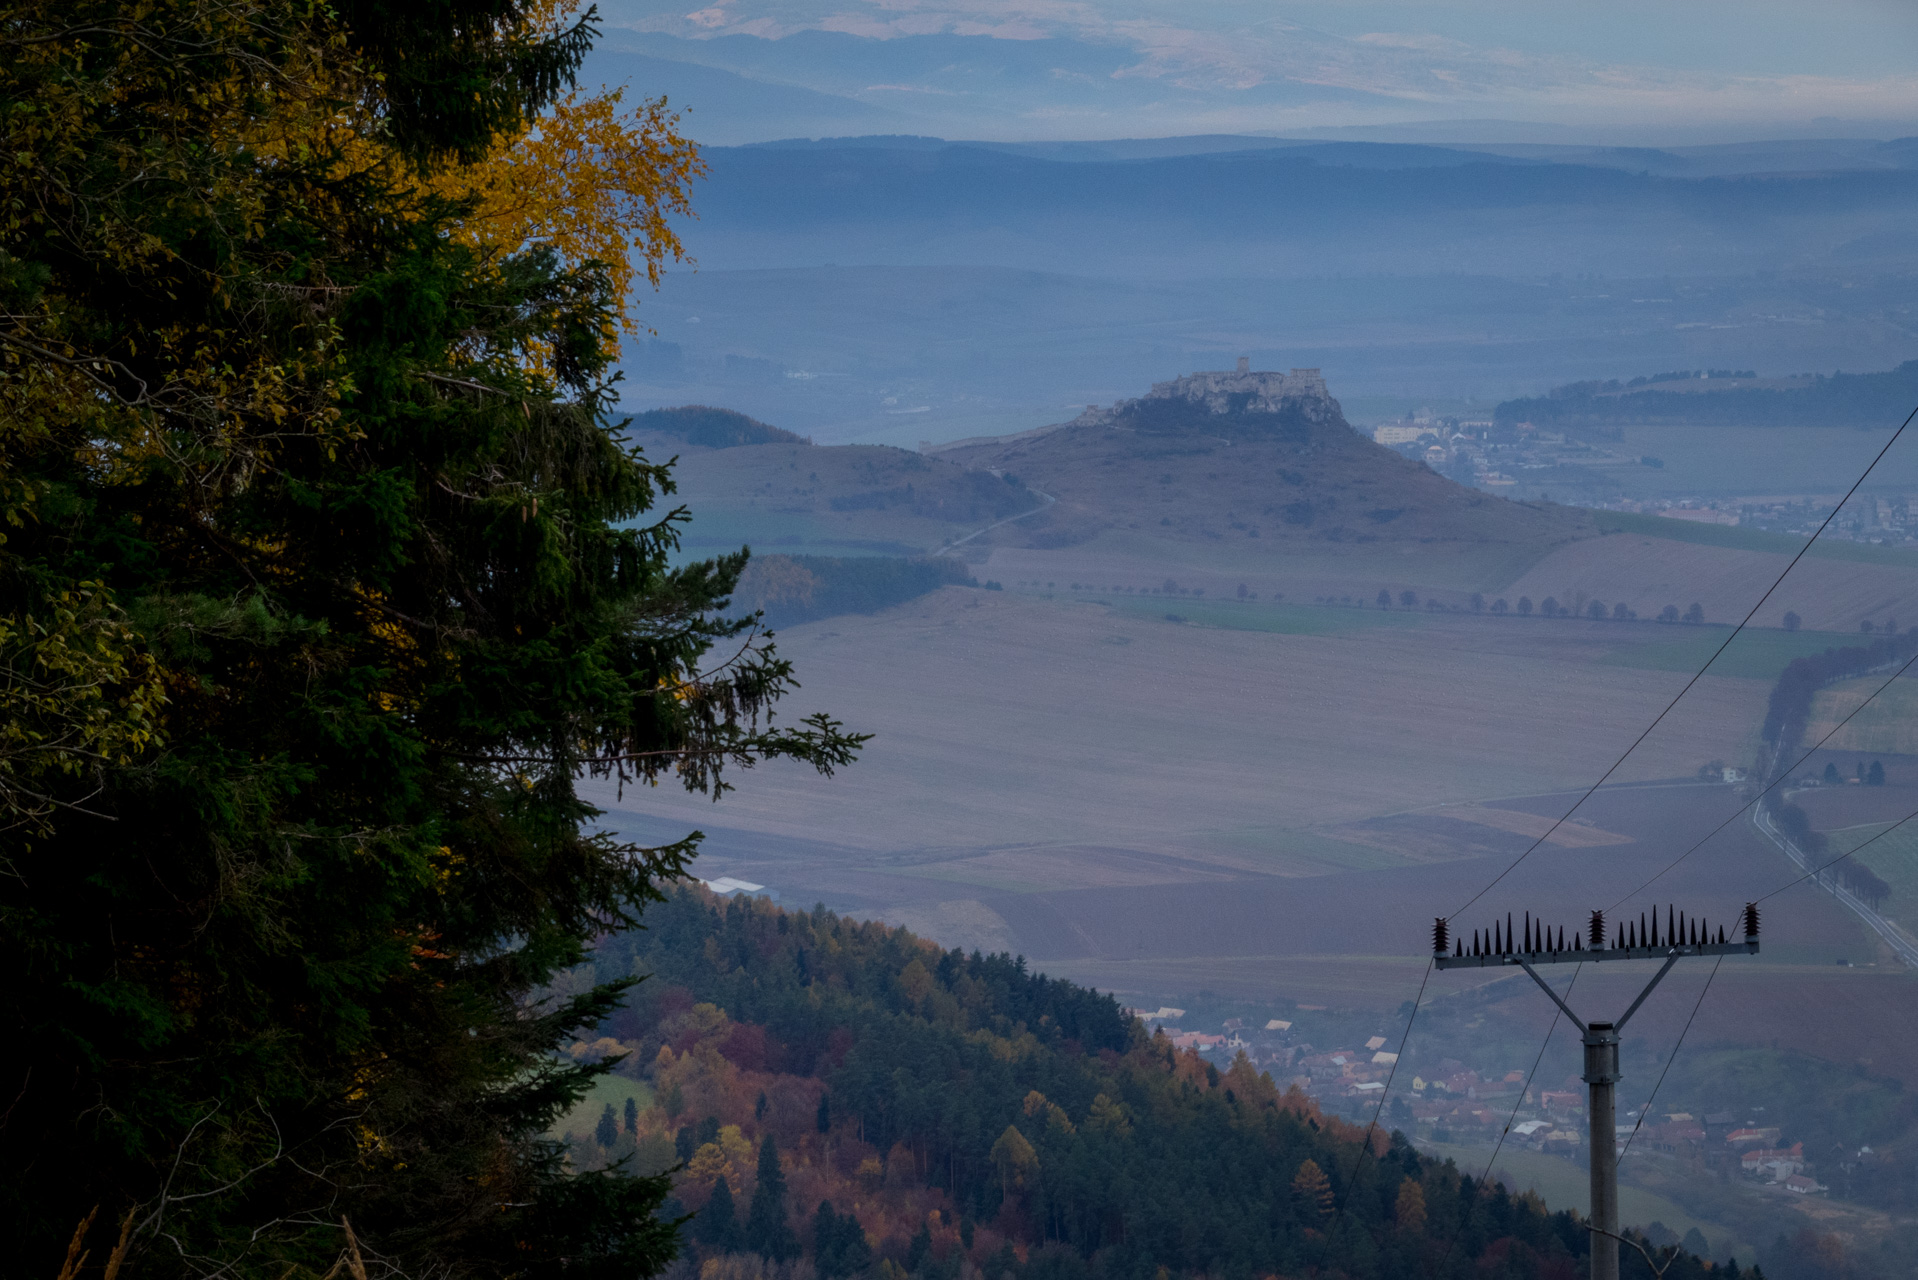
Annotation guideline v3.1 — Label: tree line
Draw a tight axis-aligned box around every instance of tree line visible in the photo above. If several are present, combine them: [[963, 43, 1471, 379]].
[[1494, 361, 1918, 429]]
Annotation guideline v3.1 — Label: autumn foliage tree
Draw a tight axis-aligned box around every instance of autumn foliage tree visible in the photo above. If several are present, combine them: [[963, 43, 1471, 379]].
[[0, 0, 861, 1275]]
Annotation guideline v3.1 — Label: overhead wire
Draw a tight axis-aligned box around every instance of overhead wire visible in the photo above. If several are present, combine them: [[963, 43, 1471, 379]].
[[1616, 956, 1723, 1161], [1756, 805, 1918, 904], [1313, 957, 1432, 1266], [1609, 643, 1918, 911], [1319, 398, 1918, 1254], [1449, 400, 1918, 922], [1435, 965, 1583, 1271]]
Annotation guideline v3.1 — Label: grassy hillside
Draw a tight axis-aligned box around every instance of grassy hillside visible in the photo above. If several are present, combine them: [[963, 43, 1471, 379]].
[[636, 404, 812, 447], [646, 436, 1045, 556], [567, 885, 1733, 1280]]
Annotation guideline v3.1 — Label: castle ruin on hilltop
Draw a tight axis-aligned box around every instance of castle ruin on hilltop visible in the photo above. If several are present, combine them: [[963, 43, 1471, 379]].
[[922, 358, 1334, 455], [1069, 357, 1331, 427]]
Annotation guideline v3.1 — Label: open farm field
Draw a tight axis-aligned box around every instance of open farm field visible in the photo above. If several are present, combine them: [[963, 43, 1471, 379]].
[[585, 584, 1918, 1094], [1500, 530, 1918, 633], [1808, 678, 1918, 756], [588, 589, 1769, 861]]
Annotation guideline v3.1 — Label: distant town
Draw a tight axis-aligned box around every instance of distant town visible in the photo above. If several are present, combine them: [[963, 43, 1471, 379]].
[[1128, 1005, 1843, 1201], [1369, 411, 1910, 544]]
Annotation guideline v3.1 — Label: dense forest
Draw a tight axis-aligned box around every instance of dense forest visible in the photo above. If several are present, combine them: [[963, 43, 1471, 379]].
[[1493, 362, 1918, 429], [732, 555, 981, 627], [636, 405, 813, 448], [567, 886, 1750, 1280]]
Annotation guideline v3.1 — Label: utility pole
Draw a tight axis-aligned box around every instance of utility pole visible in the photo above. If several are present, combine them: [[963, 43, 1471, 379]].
[[1431, 903, 1760, 1280]]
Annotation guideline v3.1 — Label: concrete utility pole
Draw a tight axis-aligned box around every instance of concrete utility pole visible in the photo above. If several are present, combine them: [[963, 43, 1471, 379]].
[[1431, 903, 1760, 1280]]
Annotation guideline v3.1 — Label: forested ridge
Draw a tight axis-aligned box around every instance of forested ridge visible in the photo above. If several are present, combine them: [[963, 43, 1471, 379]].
[[572, 886, 1752, 1280], [1494, 363, 1918, 429]]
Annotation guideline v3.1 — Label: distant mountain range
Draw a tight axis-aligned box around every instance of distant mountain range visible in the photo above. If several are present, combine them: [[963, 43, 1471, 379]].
[[643, 132, 1918, 280]]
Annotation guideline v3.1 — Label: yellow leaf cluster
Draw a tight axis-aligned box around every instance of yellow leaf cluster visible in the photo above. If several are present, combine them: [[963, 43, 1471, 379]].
[[431, 85, 704, 342]]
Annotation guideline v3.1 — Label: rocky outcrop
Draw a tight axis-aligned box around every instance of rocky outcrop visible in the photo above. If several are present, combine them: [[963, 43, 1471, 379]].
[[1067, 364, 1335, 430]]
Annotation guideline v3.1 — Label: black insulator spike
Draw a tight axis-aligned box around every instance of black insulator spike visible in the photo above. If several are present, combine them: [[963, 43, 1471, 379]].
[[1717, 926, 1725, 944], [1456, 939, 1463, 956], [1668, 905, 1676, 947], [1434, 917, 1450, 956], [1507, 913, 1514, 953], [1575, 933, 1583, 951], [1641, 913, 1648, 946]]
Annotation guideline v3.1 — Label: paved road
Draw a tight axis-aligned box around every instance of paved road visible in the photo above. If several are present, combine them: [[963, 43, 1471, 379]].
[[1752, 804, 1918, 968]]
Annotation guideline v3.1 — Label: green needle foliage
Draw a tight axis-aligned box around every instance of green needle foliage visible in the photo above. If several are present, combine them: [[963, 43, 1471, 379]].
[[0, 0, 864, 1276]]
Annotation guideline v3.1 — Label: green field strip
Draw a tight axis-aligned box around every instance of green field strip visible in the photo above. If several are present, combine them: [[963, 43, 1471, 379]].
[[1836, 823, 1918, 944], [1098, 595, 1429, 636], [552, 1074, 654, 1138], [1594, 510, 1918, 568], [1597, 625, 1867, 680]]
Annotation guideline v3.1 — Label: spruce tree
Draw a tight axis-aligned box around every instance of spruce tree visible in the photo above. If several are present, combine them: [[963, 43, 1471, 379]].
[[626, 1095, 642, 1134], [0, 0, 862, 1272], [745, 1134, 800, 1260], [698, 1177, 742, 1251], [597, 1103, 622, 1148]]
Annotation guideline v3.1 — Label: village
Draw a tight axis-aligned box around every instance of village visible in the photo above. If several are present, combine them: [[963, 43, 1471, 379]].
[[1368, 412, 1918, 545], [1130, 1006, 1838, 1200]]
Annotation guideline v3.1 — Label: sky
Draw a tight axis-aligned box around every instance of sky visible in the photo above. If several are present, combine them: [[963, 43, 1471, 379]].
[[590, 0, 1918, 143]]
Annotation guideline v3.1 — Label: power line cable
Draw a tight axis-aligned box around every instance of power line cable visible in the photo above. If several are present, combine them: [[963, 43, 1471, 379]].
[[1435, 965, 1583, 1271], [1616, 956, 1723, 1162], [1314, 957, 1431, 1264], [1325, 399, 1918, 1266], [1756, 806, 1918, 904], [1609, 645, 1918, 911], [1450, 401, 1918, 921]]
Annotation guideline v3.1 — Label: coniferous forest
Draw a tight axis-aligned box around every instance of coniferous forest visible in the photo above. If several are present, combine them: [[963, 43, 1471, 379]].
[[570, 886, 1746, 1280]]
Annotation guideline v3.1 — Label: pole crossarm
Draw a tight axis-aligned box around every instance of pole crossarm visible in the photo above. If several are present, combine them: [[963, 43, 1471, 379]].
[[1431, 903, 1761, 970], [1437, 939, 1755, 970], [1424, 903, 1760, 1280], [1515, 958, 1587, 1033]]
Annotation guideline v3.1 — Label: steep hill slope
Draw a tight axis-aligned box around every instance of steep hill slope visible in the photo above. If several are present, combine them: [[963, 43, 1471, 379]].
[[933, 366, 1592, 553], [559, 885, 1737, 1280], [632, 419, 1044, 555]]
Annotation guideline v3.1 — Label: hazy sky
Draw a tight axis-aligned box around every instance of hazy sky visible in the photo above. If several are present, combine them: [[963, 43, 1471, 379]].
[[598, 0, 1918, 139]]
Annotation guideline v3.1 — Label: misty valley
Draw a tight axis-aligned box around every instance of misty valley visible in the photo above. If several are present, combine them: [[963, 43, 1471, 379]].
[[13, 7, 1918, 1280]]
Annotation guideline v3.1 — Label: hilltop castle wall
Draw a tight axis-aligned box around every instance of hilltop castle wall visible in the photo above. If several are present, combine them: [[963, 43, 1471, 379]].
[[1067, 362, 1333, 428]]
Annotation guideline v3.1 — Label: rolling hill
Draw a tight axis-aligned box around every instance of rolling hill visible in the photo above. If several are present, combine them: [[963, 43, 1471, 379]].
[[932, 364, 1593, 553], [632, 416, 1045, 556]]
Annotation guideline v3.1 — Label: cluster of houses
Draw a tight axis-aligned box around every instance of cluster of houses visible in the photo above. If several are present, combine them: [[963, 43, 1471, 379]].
[[1131, 1008, 1831, 1197]]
